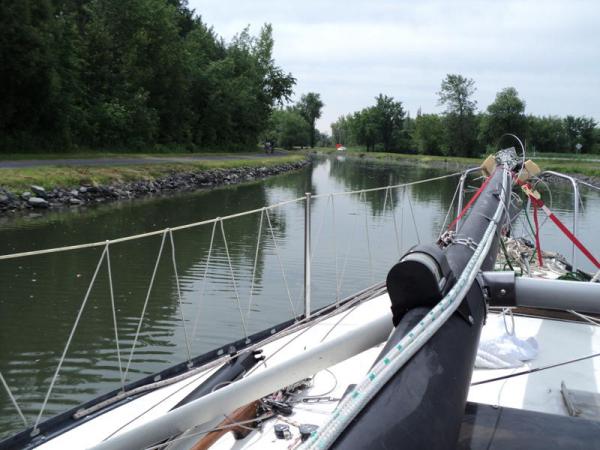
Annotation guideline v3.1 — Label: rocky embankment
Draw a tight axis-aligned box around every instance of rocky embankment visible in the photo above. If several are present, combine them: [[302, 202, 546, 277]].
[[0, 160, 309, 215]]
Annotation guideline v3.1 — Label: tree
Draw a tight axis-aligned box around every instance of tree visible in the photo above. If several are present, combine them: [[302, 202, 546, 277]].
[[296, 92, 324, 148], [437, 74, 478, 156], [480, 87, 527, 147], [564, 115, 597, 153], [372, 94, 405, 151], [413, 114, 445, 155], [267, 109, 310, 149], [526, 115, 568, 153]]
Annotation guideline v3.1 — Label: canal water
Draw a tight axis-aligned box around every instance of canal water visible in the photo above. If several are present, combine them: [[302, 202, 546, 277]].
[[0, 156, 598, 438]]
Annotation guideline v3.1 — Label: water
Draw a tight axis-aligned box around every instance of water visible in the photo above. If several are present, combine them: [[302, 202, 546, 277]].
[[0, 156, 598, 438]]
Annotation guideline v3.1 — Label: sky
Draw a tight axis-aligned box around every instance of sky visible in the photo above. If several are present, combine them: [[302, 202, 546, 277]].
[[189, 0, 600, 134]]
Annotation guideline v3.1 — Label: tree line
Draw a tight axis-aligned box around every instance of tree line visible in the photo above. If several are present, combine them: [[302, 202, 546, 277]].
[[331, 74, 599, 155], [0, 0, 296, 152]]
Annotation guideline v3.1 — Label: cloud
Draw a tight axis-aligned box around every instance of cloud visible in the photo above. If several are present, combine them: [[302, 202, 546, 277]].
[[190, 0, 600, 132]]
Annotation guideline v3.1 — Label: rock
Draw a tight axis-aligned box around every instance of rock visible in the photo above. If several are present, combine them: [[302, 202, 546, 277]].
[[28, 197, 48, 208], [69, 198, 82, 205], [31, 185, 46, 197], [70, 190, 79, 197], [79, 186, 88, 193], [0, 195, 9, 204], [21, 191, 32, 200]]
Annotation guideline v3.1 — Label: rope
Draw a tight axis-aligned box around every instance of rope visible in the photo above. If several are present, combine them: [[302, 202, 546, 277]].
[[105, 243, 125, 390], [331, 195, 340, 304], [34, 246, 108, 431], [406, 188, 421, 244], [311, 172, 462, 198], [219, 219, 249, 339], [438, 178, 461, 238], [124, 231, 167, 382], [361, 191, 374, 284], [0, 197, 307, 261], [264, 209, 297, 319], [246, 209, 264, 319], [190, 222, 217, 341], [0, 371, 27, 426], [387, 187, 402, 258], [337, 210, 361, 299], [169, 230, 193, 364], [577, 179, 600, 191]]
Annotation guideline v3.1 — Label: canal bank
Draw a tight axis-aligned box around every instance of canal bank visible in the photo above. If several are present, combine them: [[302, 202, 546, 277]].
[[0, 157, 309, 216]]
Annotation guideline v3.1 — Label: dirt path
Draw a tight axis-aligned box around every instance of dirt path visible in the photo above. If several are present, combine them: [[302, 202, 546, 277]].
[[0, 151, 290, 168]]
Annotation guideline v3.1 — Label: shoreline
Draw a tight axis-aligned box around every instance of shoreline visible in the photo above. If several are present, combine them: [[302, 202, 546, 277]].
[[0, 159, 310, 217]]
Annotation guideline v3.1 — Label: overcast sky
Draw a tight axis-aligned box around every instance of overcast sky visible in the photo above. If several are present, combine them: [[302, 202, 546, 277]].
[[189, 0, 599, 133]]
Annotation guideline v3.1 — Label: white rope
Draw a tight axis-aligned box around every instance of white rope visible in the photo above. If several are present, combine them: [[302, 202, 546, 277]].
[[577, 179, 600, 191], [311, 172, 462, 198], [331, 195, 341, 304], [406, 187, 421, 244], [105, 243, 125, 391], [386, 187, 402, 258], [0, 371, 27, 426], [219, 219, 249, 339], [34, 246, 108, 431], [0, 197, 307, 261], [592, 269, 600, 283], [246, 209, 264, 319], [361, 191, 374, 283], [439, 178, 461, 238], [169, 230, 193, 364], [337, 210, 361, 300], [264, 209, 297, 319], [190, 222, 217, 341], [124, 231, 167, 382]]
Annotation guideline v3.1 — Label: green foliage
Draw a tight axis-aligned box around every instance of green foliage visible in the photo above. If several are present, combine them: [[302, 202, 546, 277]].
[[330, 94, 406, 152], [266, 109, 310, 149], [479, 87, 527, 147], [296, 92, 324, 148], [0, 1, 295, 152], [437, 74, 478, 156], [413, 114, 445, 155]]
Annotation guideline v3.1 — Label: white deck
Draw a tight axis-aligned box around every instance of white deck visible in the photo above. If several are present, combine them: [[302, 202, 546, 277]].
[[34, 292, 600, 450]]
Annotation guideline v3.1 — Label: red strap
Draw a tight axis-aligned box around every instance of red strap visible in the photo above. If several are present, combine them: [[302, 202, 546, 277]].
[[448, 168, 495, 231], [513, 173, 600, 269], [532, 203, 544, 267]]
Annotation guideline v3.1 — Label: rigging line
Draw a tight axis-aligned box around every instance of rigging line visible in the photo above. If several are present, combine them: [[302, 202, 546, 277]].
[[0, 197, 307, 261], [264, 209, 297, 319], [124, 231, 168, 382], [34, 245, 108, 430], [220, 219, 249, 339], [169, 230, 192, 365], [406, 187, 421, 244], [337, 208, 361, 299], [387, 187, 402, 258], [0, 371, 27, 427], [311, 172, 462, 199], [471, 352, 600, 386], [246, 209, 264, 320], [331, 195, 340, 305], [577, 179, 600, 191], [361, 191, 374, 283], [105, 243, 125, 391], [438, 179, 461, 239], [190, 221, 217, 342], [567, 310, 600, 326]]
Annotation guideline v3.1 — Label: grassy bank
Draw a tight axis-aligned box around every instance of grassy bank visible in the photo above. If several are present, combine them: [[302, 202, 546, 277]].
[[311, 147, 600, 179], [0, 154, 306, 192]]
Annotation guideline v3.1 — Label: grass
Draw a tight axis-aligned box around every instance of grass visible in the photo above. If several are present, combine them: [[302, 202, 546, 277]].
[[0, 154, 306, 192]]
